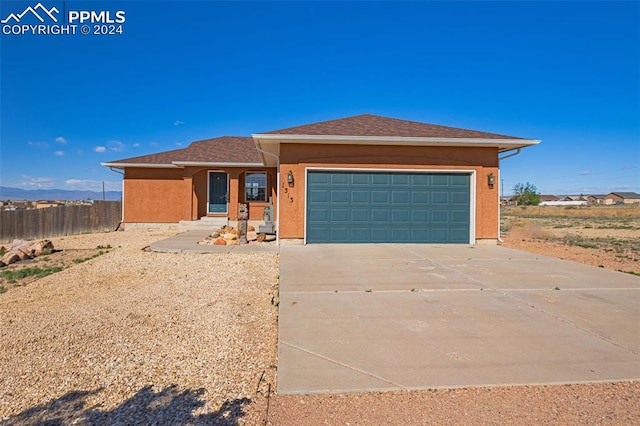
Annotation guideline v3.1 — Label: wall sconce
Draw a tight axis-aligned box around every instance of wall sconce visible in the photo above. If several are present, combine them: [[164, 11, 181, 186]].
[[487, 173, 495, 187], [287, 170, 294, 187]]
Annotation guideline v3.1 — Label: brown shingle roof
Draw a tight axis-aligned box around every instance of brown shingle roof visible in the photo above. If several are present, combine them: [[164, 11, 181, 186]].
[[264, 114, 526, 139], [108, 137, 262, 165]]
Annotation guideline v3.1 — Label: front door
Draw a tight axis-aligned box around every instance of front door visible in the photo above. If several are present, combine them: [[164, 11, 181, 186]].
[[208, 172, 228, 213]]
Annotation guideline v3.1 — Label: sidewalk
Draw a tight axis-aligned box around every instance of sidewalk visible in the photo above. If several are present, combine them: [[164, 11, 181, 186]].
[[150, 230, 278, 253]]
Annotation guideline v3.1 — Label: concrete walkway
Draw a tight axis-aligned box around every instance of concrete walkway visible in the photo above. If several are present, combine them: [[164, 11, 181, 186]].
[[150, 230, 278, 253], [278, 244, 640, 394]]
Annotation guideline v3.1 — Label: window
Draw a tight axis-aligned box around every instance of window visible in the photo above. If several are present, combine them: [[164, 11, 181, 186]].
[[245, 172, 267, 202]]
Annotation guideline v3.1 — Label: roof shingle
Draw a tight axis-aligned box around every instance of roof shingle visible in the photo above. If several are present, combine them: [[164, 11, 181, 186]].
[[264, 114, 526, 139], [108, 136, 262, 165]]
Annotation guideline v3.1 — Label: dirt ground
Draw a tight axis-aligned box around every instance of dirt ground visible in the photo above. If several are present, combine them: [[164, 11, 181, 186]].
[[1, 224, 639, 424], [500, 205, 640, 275]]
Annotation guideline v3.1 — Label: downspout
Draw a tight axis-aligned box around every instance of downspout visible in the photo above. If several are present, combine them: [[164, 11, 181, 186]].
[[108, 167, 125, 230], [254, 146, 281, 245], [497, 148, 522, 242]]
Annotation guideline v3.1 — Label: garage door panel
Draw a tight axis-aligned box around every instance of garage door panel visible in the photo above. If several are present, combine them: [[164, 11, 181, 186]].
[[308, 208, 328, 222], [331, 173, 349, 184], [330, 228, 349, 240], [372, 174, 390, 185], [351, 209, 371, 222], [432, 175, 449, 186], [307, 171, 470, 243], [451, 174, 470, 186], [411, 174, 430, 186], [331, 209, 349, 222], [392, 191, 410, 203], [451, 191, 470, 204], [371, 191, 390, 203], [309, 189, 329, 203], [371, 209, 390, 223], [451, 210, 469, 223], [432, 192, 450, 205], [392, 174, 410, 185], [432, 210, 449, 223], [412, 210, 428, 222], [391, 228, 410, 241], [412, 191, 429, 204], [392, 210, 410, 224], [351, 174, 370, 185], [351, 191, 370, 203]]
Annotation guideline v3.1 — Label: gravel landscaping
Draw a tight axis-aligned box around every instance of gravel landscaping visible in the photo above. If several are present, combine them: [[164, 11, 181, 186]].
[[0, 229, 278, 425], [1, 229, 638, 425]]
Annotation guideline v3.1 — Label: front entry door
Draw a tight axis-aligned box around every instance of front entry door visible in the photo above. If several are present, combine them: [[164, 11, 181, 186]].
[[208, 172, 228, 213]]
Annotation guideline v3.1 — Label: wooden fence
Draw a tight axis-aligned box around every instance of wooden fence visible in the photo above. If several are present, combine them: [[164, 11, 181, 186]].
[[0, 201, 122, 243]]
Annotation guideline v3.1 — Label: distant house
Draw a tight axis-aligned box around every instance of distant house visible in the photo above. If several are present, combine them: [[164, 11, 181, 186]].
[[539, 195, 559, 202], [9, 200, 31, 210], [36, 200, 63, 209], [605, 192, 640, 205], [587, 194, 607, 205], [562, 195, 586, 201]]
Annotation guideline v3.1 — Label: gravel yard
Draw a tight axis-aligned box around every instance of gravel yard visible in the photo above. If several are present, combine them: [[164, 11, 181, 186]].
[[1, 229, 638, 425], [0, 229, 278, 425]]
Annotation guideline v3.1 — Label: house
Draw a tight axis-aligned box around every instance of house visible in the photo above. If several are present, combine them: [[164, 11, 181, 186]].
[[605, 192, 640, 205], [587, 194, 607, 205], [36, 200, 63, 209], [102, 114, 539, 244], [539, 195, 560, 202]]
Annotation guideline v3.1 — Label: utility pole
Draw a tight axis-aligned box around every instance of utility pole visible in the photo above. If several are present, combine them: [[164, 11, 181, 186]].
[[501, 179, 504, 201], [102, 181, 105, 201]]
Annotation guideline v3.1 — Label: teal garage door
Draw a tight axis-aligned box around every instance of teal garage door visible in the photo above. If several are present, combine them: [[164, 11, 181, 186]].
[[306, 171, 471, 243]]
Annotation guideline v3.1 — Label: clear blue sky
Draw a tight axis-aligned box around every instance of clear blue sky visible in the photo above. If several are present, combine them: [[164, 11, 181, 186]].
[[1, 0, 638, 195]]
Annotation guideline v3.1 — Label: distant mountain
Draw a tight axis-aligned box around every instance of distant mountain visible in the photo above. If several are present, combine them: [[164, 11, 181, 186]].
[[0, 186, 122, 201]]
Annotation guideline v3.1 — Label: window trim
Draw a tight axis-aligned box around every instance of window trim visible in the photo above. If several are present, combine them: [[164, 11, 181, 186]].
[[244, 171, 268, 203]]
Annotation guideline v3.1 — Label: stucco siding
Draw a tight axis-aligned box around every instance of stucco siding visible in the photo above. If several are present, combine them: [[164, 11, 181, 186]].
[[123, 168, 187, 223]]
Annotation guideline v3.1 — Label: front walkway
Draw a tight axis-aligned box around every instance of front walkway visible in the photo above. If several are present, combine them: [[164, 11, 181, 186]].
[[278, 244, 640, 394], [150, 230, 278, 253]]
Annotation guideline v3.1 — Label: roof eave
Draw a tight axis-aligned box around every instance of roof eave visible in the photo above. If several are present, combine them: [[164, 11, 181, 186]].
[[252, 134, 541, 151], [101, 162, 179, 169], [171, 161, 265, 167]]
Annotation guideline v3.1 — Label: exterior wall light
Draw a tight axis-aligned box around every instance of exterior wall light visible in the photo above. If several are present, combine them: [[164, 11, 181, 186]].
[[287, 170, 294, 186], [488, 173, 495, 187]]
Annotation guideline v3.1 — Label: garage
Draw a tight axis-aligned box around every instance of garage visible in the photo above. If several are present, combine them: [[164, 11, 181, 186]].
[[306, 170, 472, 243]]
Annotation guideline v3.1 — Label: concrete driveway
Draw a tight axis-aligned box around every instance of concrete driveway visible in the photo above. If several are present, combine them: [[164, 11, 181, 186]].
[[278, 244, 640, 394]]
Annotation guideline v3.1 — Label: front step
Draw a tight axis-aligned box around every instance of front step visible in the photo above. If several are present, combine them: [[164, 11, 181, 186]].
[[178, 216, 228, 231]]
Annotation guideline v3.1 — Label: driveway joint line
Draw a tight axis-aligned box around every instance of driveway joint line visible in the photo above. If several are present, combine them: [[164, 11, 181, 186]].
[[390, 244, 495, 290], [279, 340, 408, 390], [499, 290, 640, 357]]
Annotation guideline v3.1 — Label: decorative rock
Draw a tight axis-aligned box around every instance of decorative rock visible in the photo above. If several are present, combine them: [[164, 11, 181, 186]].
[[213, 238, 227, 246], [31, 240, 54, 256], [2, 251, 21, 265]]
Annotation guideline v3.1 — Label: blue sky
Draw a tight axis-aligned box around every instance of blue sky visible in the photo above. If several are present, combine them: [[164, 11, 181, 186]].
[[1, 0, 638, 195]]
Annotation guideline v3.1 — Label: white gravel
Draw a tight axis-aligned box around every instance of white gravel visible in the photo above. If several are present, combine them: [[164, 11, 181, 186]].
[[0, 230, 279, 425]]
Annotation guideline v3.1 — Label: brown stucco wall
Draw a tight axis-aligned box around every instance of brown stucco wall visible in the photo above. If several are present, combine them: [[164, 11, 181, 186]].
[[123, 168, 188, 223], [277, 144, 499, 241], [123, 167, 277, 224]]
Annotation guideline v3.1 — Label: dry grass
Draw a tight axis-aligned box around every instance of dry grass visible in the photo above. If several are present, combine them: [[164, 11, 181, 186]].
[[502, 205, 640, 274], [503, 204, 640, 219]]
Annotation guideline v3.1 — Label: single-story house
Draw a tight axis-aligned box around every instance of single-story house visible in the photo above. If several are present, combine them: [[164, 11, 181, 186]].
[[102, 114, 539, 244], [587, 194, 607, 205], [539, 195, 560, 202], [605, 192, 640, 205]]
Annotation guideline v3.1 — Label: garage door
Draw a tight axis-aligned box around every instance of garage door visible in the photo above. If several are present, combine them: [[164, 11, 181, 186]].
[[306, 171, 471, 243]]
